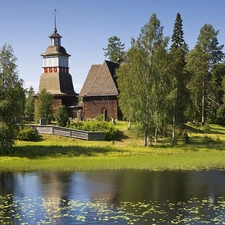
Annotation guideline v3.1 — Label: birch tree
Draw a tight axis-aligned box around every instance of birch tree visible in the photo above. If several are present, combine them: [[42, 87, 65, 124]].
[[117, 14, 170, 146], [0, 44, 24, 155]]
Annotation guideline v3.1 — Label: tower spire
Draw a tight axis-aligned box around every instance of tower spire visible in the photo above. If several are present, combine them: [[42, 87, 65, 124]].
[[54, 9, 57, 33]]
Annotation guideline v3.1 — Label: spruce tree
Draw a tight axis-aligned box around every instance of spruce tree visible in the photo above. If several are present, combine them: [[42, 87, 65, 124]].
[[169, 13, 189, 143]]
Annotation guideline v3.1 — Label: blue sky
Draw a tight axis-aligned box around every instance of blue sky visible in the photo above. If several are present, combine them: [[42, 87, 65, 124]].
[[1, 0, 225, 93]]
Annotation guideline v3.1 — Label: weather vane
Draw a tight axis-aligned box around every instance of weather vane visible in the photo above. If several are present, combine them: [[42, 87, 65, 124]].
[[53, 9, 57, 33]]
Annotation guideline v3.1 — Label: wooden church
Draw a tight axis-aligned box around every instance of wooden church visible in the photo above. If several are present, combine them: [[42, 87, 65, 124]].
[[35, 14, 122, 121], [35, 17, 78, 118], [79, 60, 122, 120]]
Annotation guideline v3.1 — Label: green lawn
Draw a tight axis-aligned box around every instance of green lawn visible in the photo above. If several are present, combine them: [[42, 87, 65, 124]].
[[1, 121, 225, 171]]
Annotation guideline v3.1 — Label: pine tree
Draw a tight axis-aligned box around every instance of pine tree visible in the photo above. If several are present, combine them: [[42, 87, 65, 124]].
[[186, 24, 224, 124], [103, 36, 126, 63], [207, 63, 225, 124]]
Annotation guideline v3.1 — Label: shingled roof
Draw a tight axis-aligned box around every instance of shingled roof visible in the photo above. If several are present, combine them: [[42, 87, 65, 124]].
[[39, 72, 76, 95], [79, 60, 119, 97], [41, 46, 70, 57]]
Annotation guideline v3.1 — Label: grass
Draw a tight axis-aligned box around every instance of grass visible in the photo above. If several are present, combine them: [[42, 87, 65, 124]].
[[1, 121, 225, 171]]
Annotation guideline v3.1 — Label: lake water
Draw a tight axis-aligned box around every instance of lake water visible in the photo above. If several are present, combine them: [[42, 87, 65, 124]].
[[1, 170, 225, 224]]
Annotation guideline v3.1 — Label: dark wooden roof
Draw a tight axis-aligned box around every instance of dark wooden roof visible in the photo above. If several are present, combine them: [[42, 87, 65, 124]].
[[39, 72, 77, 95], [79, 60, 119, 97], [41, 46, 70, 57]]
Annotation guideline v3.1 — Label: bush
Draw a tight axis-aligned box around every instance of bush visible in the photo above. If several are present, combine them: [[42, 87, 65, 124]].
[[17, 126, 38, 141], [94, 114, 110, 122], [55, 106, 69, 127], [68, 120, 118, 140], [203, 135, 214, 144], [182, 131, 190, 144]]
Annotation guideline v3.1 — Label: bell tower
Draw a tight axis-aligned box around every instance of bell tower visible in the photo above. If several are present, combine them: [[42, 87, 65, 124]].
[[37, 11, 78, 117]]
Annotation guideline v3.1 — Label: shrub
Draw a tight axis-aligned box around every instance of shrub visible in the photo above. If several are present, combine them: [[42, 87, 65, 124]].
[[182, 131, 190, 144], [55, 106, 68, 127], [68, 120, 118, 140], [94, 114, 110, 122], [17, 126, 38, 141], [203, 135, 213, 144]]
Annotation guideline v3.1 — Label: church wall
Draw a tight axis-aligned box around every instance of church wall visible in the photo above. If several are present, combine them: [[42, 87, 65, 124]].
[[52, 98, 62, 112], [83, 96, 120, 119]]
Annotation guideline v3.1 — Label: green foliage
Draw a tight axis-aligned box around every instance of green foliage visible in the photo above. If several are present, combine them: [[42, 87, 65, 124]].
[[0, 44, 25, 155], [69, 120, 118, 140], [207, 63, 225, 124], [182, 131, 190, 144], [34, 89, 53, 123], [17, 126, 38, 141], [0, 122, 17, 155], [170, 13, 188, 52], [94, 114, 110, 122], [169, 13, 189, 124], [169, 13, 190, 144], [55, 106, 68, 127], [186, 24, 224, 124], [24, 86, 35, 121], [117, 13, 171, 146], [203, 135, 213, 144], [103, 36, 126, 63]]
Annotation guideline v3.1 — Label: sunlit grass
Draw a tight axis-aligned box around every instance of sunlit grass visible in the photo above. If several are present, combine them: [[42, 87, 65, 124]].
[[1, 121, 225, 171]]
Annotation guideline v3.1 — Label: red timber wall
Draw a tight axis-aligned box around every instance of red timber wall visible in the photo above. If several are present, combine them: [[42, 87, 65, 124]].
[[83, 96, 122, 120]]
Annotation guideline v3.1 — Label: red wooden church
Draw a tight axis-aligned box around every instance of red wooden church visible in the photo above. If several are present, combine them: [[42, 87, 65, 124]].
[[79, 60, 122, 120]]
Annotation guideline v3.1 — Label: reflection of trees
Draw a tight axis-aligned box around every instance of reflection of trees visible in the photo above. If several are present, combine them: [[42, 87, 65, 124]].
[[1, 170, 225, 224], [114, 170, 189, 203], [84, 171, 121, 204], [0, 172, 17, 224], [0, 171, 15, 195], [38, 171, 72, 222]]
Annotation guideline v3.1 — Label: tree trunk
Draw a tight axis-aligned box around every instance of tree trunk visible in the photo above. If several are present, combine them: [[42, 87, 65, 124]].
[[172, 115, 175, 145], [202, 75, 205, 125], [144, 124, 148, 147], [144, 133, 148, 147], [154, 127, 157, 144]]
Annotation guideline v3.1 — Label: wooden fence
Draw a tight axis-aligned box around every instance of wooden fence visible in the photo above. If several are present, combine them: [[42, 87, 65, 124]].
[[32, 125, 105, 140]]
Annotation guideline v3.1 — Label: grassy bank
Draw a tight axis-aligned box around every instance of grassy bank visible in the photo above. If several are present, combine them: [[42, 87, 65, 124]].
[[1, 122, 225, 171]]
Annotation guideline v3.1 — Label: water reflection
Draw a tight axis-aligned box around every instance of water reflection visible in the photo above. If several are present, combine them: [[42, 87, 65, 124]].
[[1, 170, 225, 224]]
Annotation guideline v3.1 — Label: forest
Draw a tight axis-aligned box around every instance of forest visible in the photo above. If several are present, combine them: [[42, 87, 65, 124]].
[[104, 13, 225, 146]]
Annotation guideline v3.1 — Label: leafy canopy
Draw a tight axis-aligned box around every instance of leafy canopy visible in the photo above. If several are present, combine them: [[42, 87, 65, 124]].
[[117, 14, 170, 146], [0, 44, 25, 155], [34, 89, 53, 123]]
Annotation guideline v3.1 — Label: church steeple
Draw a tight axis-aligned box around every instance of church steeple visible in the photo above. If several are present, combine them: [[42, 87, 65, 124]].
[[39, 11, 76, 95], [49, 10, 62, 46]]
